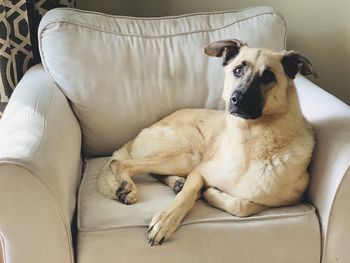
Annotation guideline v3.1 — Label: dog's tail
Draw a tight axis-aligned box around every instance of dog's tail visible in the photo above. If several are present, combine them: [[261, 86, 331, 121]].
[[96, 140, 134, 199]]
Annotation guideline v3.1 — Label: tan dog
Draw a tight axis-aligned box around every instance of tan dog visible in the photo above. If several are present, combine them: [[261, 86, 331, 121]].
[[97, 39, 316, 246]]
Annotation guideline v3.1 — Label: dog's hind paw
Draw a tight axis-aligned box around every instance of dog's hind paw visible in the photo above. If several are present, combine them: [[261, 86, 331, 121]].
[[173, 178, 185, 194], [97, 163, 123, 200], [116, 180, 138, 205]]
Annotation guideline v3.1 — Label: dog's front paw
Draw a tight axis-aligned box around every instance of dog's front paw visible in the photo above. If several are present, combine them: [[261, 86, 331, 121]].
[[116, 180, 138, 205], [147, 210, 181, 246]]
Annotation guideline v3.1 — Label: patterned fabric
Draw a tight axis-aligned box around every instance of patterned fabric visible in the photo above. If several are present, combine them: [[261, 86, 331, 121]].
[[0, 101, 5, 118], [0, 0, 75, 117]]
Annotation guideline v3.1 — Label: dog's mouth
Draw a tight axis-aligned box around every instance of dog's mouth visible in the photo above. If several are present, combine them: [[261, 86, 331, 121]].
[[229, 107, 262, 120]]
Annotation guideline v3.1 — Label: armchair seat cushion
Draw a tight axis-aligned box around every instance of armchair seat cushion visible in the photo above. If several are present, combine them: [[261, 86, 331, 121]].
[[77, 157, 321, 263]]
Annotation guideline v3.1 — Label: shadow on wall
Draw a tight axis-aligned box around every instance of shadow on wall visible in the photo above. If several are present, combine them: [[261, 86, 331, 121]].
[[76, 0, 350, 105], [288, 31, 350, 105]]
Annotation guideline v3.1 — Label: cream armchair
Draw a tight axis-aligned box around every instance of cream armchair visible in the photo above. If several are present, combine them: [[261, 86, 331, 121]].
[[0, 6, 349, 263], [0, 65, 81, 262]]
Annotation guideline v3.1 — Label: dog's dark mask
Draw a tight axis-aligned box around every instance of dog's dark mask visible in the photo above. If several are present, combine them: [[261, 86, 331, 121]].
[[204, 39, 262, 119], [229, 78, 263, 119]]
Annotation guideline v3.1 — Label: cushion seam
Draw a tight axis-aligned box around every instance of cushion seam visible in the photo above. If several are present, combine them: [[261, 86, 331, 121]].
[[78, 203, 316, 232], [40, 12, 286, 39], [53, 6, 275, 21]]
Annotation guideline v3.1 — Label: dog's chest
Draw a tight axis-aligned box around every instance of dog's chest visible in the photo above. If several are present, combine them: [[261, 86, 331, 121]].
[[200, 135, 246, 192], [200, 132, 291, 199]]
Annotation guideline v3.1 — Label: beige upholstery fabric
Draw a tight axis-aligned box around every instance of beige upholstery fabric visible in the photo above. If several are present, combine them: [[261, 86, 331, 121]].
[[0, 6, 347, 263], [38, 7, 286, 156], [294, 76, 350, 263], [0, 65, 82, 263], [77, 157, 321, 263]]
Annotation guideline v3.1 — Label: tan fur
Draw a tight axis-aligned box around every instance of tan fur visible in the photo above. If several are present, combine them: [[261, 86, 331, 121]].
[[97, 44, 315, 246]]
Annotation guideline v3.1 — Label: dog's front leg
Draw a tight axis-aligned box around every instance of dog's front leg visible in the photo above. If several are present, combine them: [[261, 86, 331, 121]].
[[147, 171, 204, 246], [203, 187, 267, 217]]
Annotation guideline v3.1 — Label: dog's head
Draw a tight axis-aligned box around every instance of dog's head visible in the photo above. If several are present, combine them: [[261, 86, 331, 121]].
[[204, 39, 318, 120]]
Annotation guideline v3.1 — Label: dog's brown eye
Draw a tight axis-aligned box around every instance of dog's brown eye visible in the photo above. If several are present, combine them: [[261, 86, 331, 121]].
[[261, 69, 276, 84], [233, 65, 244, 78]]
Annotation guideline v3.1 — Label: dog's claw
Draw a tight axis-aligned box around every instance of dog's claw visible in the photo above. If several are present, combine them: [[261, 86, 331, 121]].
[[115, 180, 138, 205], [117, 192, 126, 202], [147, 220, 168, 246], [148, 225, 154, 233], [150, 238, 155, 246], [147, 231, 166, 246], [159, 237, 165, 245], [116, 181, 128, 194]]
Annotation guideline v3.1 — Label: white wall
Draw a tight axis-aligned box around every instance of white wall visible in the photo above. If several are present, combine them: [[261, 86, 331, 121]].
[[77, 0, 350, 105]]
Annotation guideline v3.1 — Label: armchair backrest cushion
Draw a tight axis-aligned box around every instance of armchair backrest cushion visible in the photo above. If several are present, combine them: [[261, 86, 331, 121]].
[[39, 7, 286, 157]]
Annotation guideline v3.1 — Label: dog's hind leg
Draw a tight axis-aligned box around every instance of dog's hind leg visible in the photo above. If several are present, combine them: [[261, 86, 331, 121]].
[[203, 187, 267, 217], [97, 140, 137, 202], [117, 148, 201, 176], [152, 175, 186, 194], [110, 149, 201, 204]]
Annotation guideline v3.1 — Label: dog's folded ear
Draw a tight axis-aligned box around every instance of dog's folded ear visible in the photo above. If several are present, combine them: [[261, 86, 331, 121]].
[[204, 39, 245, 66], [282, 51, 318, 80]]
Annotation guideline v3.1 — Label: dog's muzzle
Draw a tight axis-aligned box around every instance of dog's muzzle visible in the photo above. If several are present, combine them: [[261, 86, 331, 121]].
[[229, 90, 263, 120]]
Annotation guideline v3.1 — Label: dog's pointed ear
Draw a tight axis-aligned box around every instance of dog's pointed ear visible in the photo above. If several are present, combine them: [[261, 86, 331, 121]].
[[281, 51, 318, 80], [204, 39, 244, 66]]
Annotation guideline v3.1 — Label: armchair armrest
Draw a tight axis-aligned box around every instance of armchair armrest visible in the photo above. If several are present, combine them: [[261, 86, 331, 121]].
[[0, 64, 82, 263], [295, 76, 350, 263]]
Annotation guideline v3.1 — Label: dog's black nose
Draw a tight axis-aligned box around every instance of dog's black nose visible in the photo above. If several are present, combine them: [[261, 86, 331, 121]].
[[230, 91, 242, 106]]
